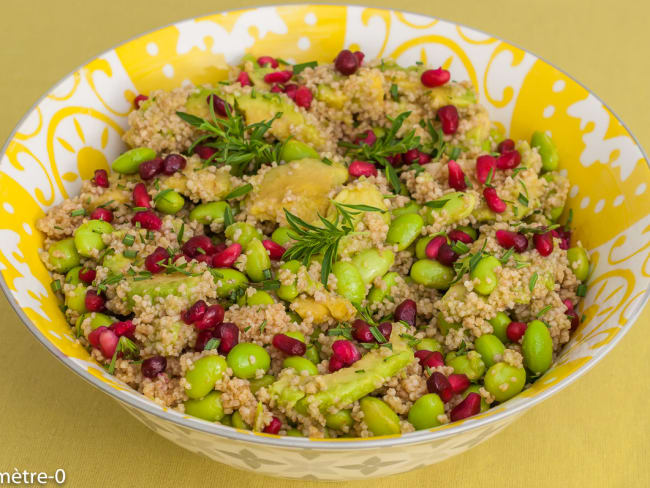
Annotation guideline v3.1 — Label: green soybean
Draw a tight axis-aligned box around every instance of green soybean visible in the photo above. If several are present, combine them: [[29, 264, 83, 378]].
[[249, 374, 275, 394], [484, 362, 526, 402], [65, 285, 87, 313], [225, 222, 263, 247], [277, 260, 300, 302], [415, 236, 435, 259], [155, 189, 185, 214], [305, 344, 320, 364], [244, 239, 271, 282], [437, 311, 460, 335], [285, 331, 306, 343], [488, 312, 511, 343], [457, 226, 478, 241], [231, 411, 250, 430], [185, 355, 227, 399], [48, 238, 81, 273], [247, 290, 275, 306], [286, 428, 303, 437], [65, 266, 83, 285], [522, 320, 553, 375], [325, 409, 354, 430], [360, 397, 401, 436], [367, 271, 399, 304], [279, 139, 319, 161], [189, 201, 229, 225], [447, 351, 486, 381], [410, 259, 454, 289], [184, 391, 224, 421], [416, 337, 442, 353], [332, 261, 366, 303], [271, 226, 294, 246], [567, 246, 590, 281], [470, 255, 500, 295], [531, 131, 559, 172], [474, 334, 505, 368], [350, 248, 395, 284], [111, 147, 156, 174], [227, 343, 270, 379], [408, 393, 445, 430], [74, 220, 114, 257], [283, 356, 318, 376], [386, 213, 424, 251], [391, 200, 422, 218], [214, 268, 248, 297], [220, 414, 233, 426]]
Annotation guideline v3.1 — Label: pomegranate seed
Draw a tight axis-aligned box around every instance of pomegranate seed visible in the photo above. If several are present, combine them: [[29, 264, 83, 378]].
[[132, 211, 162, 230], [353, 51, 365, 65], [328, 355, 345, 372], [90, 207, 113, 223], [355, 130, 376, 146], [132, 183, 151, 208], [448, 229, 473, 244], [88, 326, 108, 348], [283, 83, 298, 99], [566, 308, 580, 331], [237, 71, 251, 86], [377, 322, 392, 342], [195, 304, 225, 330], [85, 289, 105, 312], [183, 300, 207, 325], [496, 150, 521, 170], [415, 350, 433, 366], [195, 146, 217, 160], [216, 322, 239, 354], [348, 160, 378, 178], [425, 235, 447, 260], [133, 94, 148, 109], [450, 392, 481, 421], [563, 298, 575, 311], [334, 49, 359, 75], [506, 321, 527, 342], [144, 247, 170, 273], [476, 155, 496, 184], [394, 299, 417, 327], [448, 160, 467, 191], [206, 94, 232, 117], [195, 329, 216, 351], [272, 333, 306, 356], [162, 154, 186, 175], [497, 139, 515, 153], [213, 243, 227, 254], [427, 372, 453, 402], [421, 68, 450, 87], [448, 373, 470, 394], [264, 70, 293, 84], [438, 105, 459, 135], [182, 236, 216, 258], [93, 169, 109, 188], [98, 329, 119, 358], [437, 243, 458, 266], [78, 268, 96, 284], [294, 86, 313, 109], [386, 154, 403, 167], [262, 239, 285, 260], [212, 243, 242, 268], [559, 230, 571, 250], [483, 187, 507, 213], [419, 152, 432, 165], [139, 157, 163, 180], [141, 356, 167, 378], [263, 416, 282, 434], [533, 231, 554, 256], [270, 84, 282, 93], [110, 320, 135, 338], [402, 149, 421, 165], [420, 350, 444, 369], [257, 56, 278, 68], [331, 340, 361, 366], [495, 230, 528, 253], [352, 320, 374, 343]]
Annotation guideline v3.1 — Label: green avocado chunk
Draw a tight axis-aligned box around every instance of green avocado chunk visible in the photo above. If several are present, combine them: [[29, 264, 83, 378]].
[[125, 272, 204, 310]]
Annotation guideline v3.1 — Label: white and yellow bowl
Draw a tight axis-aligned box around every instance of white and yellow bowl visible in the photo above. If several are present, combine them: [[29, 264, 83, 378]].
[[1, 5, 648, 481]]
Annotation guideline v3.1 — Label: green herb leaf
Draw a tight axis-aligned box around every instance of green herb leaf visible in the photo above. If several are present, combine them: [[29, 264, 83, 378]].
[[529, 271, 538, 292], [50, 279, 61, 293], [390, 83, 399, 101], [517, 193, 529, 207], [224, 205, 234, 228], [204, 338, 221, 351], [293, 61, 318, 74], [123, 249, 138, 259], [224, 183, 253, 200], [369, 325, 387, 343], [576, 283, 587, 297], [177, 223, 185, 245], [122, 234, 135, 247], [175, 111, 205, 127], [70, 209, 86, 217], [537, 305, 552, 318], [449, 147, 461, 160]]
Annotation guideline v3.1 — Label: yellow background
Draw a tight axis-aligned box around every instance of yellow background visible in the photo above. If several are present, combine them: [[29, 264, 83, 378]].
[[0, 0, 648, 486]]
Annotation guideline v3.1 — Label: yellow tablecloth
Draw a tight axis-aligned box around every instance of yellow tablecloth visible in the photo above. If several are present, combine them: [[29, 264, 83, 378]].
[[1, 0, 648, 486]]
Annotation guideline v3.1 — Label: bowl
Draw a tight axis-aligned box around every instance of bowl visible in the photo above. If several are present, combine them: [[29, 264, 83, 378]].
[[1, 4, 648, 481]]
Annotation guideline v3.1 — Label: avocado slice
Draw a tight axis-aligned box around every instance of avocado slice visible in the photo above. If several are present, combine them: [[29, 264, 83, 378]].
[[125, 273, 205, 310]]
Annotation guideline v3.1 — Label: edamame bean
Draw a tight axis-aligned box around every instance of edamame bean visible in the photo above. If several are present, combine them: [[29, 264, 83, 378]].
[[247, 290, 275, 306], [65, 285, 87, 313], [488, 312, 511, 343], [244, 239, 271, 282], [214, 268, 248, 297], [277, 260, 300, 302], [360, 397, 400, 436], [350, 248, 395, 284], [522, 320, 553, 375], [408, 393, 445, 430], [367, 271, 399, 304], [567, 246, 590, 281], [189, 201, 229, 225], [391, 200, 421, 218], [155, 189, 185, 215], [74, 220, 114, 257], [184, 391, 224, 421], [415, 236, 435, 259], [474, 334, 505, 368], [463, 385, 489, 412], [325, 409, 354, 430], [283, 356, 318, 376], [227, 343, 270, 379], [220, 414, 233, 426], [386, 213, 424, 251], [332, 261, 366, 303], [456, 226, 477, 241], [48, 238, 81, 273], [305, 343, 320, 364], [531, 131, 559, 172], [286, 428, 303, 437], [185, 355, 227, 399], [285, 331, 306, 343], [447, 351, 486, 381], [65, 266, 83, 285], [112, 147, 157, 174], [279, 139, 320, 161], [484, 362, 526, 402], [249, 374, 275, 394], [437, 311, 460, 335], [271, 226, 294, 246], [410, 259, 454, 289], [549, 205, 564, 222], [231, 410, 250, 430], [470, 255, 500, 295], [225, 222, 263, 247], [415, 338, 442, 353]]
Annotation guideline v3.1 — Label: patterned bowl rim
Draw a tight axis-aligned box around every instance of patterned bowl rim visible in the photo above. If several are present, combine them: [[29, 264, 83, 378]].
[[1, 3, 648, 451]]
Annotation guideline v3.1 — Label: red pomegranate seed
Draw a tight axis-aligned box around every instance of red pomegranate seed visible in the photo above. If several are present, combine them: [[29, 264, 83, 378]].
[[394, 299, 417, 327], [506, 321, 527, 342], [195, 146, 217, 160], [283, 83, 298, 99], [98, 328, 119, 358], [206, 94, 231, 117], [270, 84, 282, 93], [402, 149, 421, 165], [558, 228, 571, 250], [132, 183, 151, 208], [78, 268, 96, 284], [194, 329, 216, 351], [497, 139, 515, 153], [437, 243, 459, 266], [328, 355, 344, 372], [110, 320, 135, 338], [448, 373, 470, 394], [353, 51, 365, 65], [352, 319, 374, 343], [334, 49, 359, 75], [262, 240, 285, 260], [386, 154, 403, 167], [133, 94, 148, 109], [438, 105, 459, 135], [212, 243, 242, 268], [85, 289, 105, 312], [533, 231, 554, 256], [93, 169, 109, 188], [447, 160, 467, 191], [331, 340, 361, 366], [264, 70, 293, 84], [496, 150, 521, 170], [90, 207, 113, 223], [476, 155, 496, 184], [348, 160, 378, 178], [139, 157, 164, 180], [425, 235, 447, 260], [88, 326, 108, 348], [483, 187, 507, 213], [565, 306, 580, 331], [495, 230, 528, 253], [141, 356, 167, 378], [427, 372, 453, 402], [132, 211, 161, 230], [195, 304, 225, 330], [450, 392, 481, 421], [183, 300, 207, 325], [263, 416, 282, 434], [257, 56, 278, 68], [145, 247, 170, 273], [448, 229, 473, 244], [237, 71, 251, 86], [216, 322, 239, 354], [355, 130, 376, 146], [377, 322, 392, 342], [419, 152, 432, 165], [294, 86, 313, 108], [421, 350, 444, 369], [182, 236, 216, 258], [415, 350, 433, 366], [272, 333, 306, 356], [421, 68, 450, 87], [162, 154, 186, 175]]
